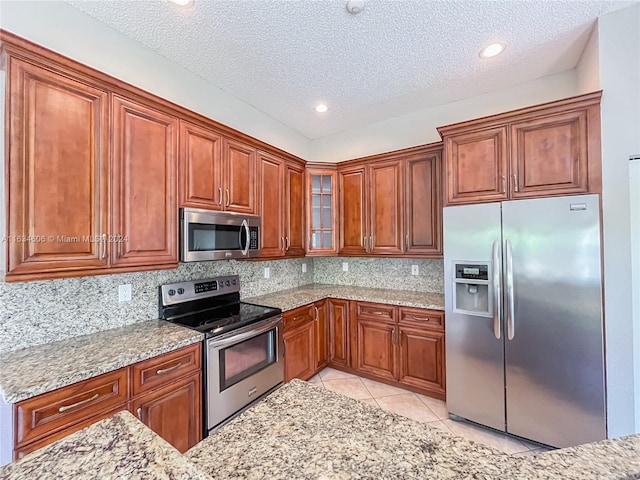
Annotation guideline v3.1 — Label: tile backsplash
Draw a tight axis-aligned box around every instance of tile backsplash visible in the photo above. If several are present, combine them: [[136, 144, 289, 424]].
[[0, 256, 444, 353], [313, 257, 444, 293], [0, 258, 313, 353]]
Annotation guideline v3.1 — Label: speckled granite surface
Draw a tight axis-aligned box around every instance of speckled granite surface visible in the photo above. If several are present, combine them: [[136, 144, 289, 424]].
[[0, 411, 211, 480], [186, 380, 640, 480], [244, 284, 444, 312], [0, 320, 202, 403]]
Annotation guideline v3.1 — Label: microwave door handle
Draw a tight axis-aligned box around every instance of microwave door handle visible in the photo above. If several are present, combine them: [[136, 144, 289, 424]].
[[240, 219, 250, 256]]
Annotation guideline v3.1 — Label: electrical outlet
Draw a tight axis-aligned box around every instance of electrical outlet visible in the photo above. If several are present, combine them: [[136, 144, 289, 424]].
[[118, 284, 132, 302], [264, 267, 270, 279], [301, 263, 307, 273], [342, 262, 349, 272], [411, 265, 419, 276]]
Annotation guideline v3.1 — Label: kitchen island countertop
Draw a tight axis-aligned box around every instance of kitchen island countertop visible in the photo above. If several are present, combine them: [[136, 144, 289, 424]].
[[244, 284, 444, 312]]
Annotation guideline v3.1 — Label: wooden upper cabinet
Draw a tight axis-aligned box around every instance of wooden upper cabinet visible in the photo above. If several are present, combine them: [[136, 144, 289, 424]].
[[179, 121, 223, 209], [439, 92, 602, 206], [369, 160, 403, 254], [510, 109, 591, 198], [306, 169, 338, 255], [223, 138, 257, 214], [111, 96, 178, 267], [258, 152, 285, 257], [444, 126, 509, 205], [404, 152, 442, 256], [6, 58, 109, 278], [285, 163, 305, 256], [339, 166, 368, 255]]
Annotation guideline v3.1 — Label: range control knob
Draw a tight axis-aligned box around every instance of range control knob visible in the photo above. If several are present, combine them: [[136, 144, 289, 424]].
[[232, 279, 237, 285], [177, 288, 185, 295], [226, 281, 231, 286], [168, 289, 176, 296]]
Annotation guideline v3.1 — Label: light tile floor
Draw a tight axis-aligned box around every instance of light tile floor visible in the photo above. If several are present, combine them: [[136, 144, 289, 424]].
[[308, 368, 555, 456]]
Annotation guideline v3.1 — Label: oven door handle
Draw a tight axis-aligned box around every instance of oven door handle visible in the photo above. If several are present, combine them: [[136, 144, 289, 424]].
[[239, 219, 250, 256], [208, 317, 282, 350]]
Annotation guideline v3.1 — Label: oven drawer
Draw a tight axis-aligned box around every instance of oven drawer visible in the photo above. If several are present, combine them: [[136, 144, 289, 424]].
[[132, 343, 201, 396], [283, 304, 315, 332], [15, 368, 128, 446]]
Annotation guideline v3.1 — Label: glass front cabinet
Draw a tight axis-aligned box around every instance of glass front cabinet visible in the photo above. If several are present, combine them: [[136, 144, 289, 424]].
[[306, 168, 338, 255]]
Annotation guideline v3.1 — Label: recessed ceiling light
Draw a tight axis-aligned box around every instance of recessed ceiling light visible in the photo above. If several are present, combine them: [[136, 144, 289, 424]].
[[315, 104, 328, 113], [480, 43, 505, 59], [169, 0, 195, 7]]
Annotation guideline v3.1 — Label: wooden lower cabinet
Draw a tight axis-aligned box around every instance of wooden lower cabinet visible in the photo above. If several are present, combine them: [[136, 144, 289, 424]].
[[328, 299, 350, 368], [398, 324, 445, 396], [283, 319, 315, 382], [351, 316, 396, 380], [8, 344, 202, 460], [313, 300, 329, 371], [131, 373, 201, 453]]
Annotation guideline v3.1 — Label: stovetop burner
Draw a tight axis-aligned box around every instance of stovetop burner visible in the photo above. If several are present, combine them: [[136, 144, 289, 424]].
[[158, 275, 281, 338]]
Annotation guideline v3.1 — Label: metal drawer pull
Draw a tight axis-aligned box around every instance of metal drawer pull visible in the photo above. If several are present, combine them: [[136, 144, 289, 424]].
[[408, 316, 431, 321], [136, 407, 142, 419], [58, 393, 99, 412], [369, 311, 385, 315], [292, 315, 307, 322], [218, 187, 223, 206], [156, 362, 182, 375], [226, 189, 230, 207]]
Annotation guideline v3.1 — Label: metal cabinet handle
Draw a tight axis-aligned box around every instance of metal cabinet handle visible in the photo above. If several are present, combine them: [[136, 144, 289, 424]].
[[281, 237, 285, 251], [117, 237, 122, 259], [286, 236, 290, 251], [218, 187, 223, 206], [100, 233, 107, 260], [502, 175, 506, 193], [370, 235, 373, 251], [136, 407, 142, 419], [156, 362, 182, 375], [405, 234, 409, 250], [363, 236, 368, 252], [408, 315, 430, 322], [314, 306, 319, 321], [58, 393, 99, 412], [226, 188, 230, 207], [492, 240, 502, 340], [506, 239, 515, 340], [513, 174, 519, 192]]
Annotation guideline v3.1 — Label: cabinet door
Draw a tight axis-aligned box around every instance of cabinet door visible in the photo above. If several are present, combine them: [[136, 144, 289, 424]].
[[283, 321, 315, 382], [398, 324, 445, 397], [369, 161, 403, 254], [223, 138, 257, 214], [258, 152, 285, 257], [339, 166, 368, 254], [111, 96, 178, 267], [179, 121, 223, 209], [6, 58, 109, 277], [444, 126, 508, 205], [306, 170, 337, 255], [510, 109, 591, 198], [313, 301, 328, 371], [404, 152, 442, 256], [328, 299, 350, 368], [352, 316, 397, 380], [285, 163, 306, 256], [132, 373, 202, 453]]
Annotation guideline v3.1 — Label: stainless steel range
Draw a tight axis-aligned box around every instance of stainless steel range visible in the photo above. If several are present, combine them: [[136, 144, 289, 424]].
[[159, 275, 283, 435]]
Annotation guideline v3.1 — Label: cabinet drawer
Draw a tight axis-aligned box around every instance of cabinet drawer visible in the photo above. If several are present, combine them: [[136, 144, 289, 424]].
[[131, 343, 201, 397], [355, 302, 395, 322], [399, 307, 444, 330], [283, 304, 315, 332], [15, 368, 128, 446]]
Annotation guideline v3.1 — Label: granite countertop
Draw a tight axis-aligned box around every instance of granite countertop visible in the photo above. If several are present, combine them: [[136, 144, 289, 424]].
[[187, 380, 640, 480], [0, 319, 203, 403], [243, 284, 444, 312], [0, 411, 212, 480]]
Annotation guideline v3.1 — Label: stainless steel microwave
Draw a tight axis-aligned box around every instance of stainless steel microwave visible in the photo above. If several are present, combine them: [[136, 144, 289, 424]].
[[180, 208, 260, 262]]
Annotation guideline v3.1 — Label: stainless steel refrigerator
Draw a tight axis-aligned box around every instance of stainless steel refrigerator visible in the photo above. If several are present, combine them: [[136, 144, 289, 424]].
[[443, 194, 606, 448]]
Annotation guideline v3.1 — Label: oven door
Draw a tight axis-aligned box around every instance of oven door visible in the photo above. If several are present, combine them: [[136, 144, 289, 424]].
[[206, 316, 283, 430], [181, 208, 260, 262]]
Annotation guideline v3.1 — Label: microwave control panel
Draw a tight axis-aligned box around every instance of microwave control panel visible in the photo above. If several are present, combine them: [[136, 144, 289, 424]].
[[249, 227, 259, 249]]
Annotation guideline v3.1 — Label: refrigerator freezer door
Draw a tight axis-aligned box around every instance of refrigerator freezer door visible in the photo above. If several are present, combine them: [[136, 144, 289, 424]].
[[502, 194, 606, 447], [444, 202, 505, 431]]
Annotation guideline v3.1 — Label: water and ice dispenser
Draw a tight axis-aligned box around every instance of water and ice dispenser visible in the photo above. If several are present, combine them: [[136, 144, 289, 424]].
[[452, 262, 492, 317]]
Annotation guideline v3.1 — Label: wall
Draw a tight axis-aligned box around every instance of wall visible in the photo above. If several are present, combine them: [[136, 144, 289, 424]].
[[576, 24, 600, 94], [0, 0, 311, 159], [314, 257, 443, 294], [596, 3, 640, 437], [308, 70, 580, 162], [0, 258, 313, 353]]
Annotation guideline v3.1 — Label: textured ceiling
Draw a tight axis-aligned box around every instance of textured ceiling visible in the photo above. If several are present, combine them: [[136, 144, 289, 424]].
[[66, 0, 633, 139]]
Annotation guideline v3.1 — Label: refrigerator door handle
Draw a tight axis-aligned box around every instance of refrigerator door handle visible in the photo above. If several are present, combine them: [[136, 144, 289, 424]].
[[506, 239, 515, 340], [492, 239, 502, 339]]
